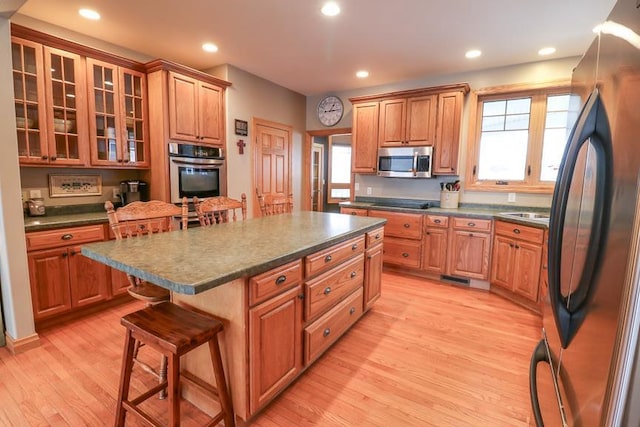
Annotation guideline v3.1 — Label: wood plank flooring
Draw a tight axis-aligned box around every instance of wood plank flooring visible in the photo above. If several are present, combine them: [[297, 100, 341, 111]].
[[0, 272, 540, 426]]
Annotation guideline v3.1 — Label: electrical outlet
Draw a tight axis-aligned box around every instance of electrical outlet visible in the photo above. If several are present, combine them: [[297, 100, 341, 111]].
[[366, 187, 372, 195], [21, 191, 28, 202], [113, 188, 121, 200], [354, 183, 360, 191], [508, 192, 516, 202]]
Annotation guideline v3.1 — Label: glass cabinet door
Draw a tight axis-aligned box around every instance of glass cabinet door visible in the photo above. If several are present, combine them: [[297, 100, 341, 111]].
[[43, 47, 88, 165], [120, 68, 148, 166], [11, 38, 48, 164]]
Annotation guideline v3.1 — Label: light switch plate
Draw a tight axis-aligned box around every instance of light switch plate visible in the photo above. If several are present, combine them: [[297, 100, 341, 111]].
[[366, 187, 372, 195], [508, 192, 516, 202], [29, 189, 42, 199]]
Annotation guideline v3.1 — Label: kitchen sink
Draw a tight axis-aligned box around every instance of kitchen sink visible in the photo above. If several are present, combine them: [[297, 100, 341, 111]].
[[500, 212, 550, 220]]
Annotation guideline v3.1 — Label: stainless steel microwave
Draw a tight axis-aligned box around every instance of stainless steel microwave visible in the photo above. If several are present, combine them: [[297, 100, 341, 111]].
[[377, 146, 433, 178]]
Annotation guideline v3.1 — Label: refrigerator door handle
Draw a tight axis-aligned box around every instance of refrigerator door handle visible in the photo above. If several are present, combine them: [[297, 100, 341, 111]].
[[548, 88, 613, 349], [529, 337, 569, 427]]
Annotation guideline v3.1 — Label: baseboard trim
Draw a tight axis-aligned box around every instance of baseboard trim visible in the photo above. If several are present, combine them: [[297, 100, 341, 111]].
[[4, 331, 41, 355]]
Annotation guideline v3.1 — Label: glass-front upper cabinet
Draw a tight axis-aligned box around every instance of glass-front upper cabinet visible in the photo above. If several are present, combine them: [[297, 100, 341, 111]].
[[12, 37, 49, 164], [87, 58, 148, 168], [42, 46, 89, 166]]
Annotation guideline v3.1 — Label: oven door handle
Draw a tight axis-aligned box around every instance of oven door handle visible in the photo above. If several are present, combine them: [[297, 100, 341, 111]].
[[170, 158, 224, 167]]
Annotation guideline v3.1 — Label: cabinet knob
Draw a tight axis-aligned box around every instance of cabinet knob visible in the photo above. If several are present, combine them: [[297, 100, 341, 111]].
[[469, 233, 474, 237], [69, 250, 77, 256], [515, 245, 520, 249], [467, 222, 476, 227], [351, 244, 358, 250], [41, 155, 48, 160], [375, 234, 380, 239], [351, 212, 357, 215], [61, 252, 68, 258], [275, 275, 287, 285], [323, 328, 331, 337], [323, 286, 332, 295], [434, 219, 441, 224], [402, 252, 409, 258], [513, 228, 521, 234], [403, 223, 410, 228], [350, 271, 357, 278], [324, 255, 332, 263], [349, 307, 356, 315], [61, 234, 73, 241], [50, 156, 57, 161]]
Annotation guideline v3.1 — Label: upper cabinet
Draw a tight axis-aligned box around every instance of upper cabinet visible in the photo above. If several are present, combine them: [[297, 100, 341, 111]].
[[168, 71, 225, 146], [86, 58, 149, 167], [350, 83, 469, 176], [378, 94, 436, 147], [12, 37, 89, 166]]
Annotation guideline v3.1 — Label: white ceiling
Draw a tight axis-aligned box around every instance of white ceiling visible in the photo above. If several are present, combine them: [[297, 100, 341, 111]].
[[14, 0, 616, 95]]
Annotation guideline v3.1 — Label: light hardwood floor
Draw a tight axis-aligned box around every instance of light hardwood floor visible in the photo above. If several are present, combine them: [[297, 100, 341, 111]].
[[0, 272, 540, 426]]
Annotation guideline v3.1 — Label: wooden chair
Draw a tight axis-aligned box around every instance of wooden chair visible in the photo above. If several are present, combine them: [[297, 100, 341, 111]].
[[256, 189, 293, 216], [193, 194, 247, 226], [105, 199, 188, 399], [116, 302, 235, 427]]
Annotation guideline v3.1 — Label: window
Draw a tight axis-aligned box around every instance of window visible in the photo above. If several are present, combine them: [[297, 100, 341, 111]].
[[467, 82, 577, 192], [327, 134, 351, 203]]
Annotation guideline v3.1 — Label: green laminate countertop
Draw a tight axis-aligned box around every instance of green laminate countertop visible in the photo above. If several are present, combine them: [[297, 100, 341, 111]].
[[24, 211, 108, 232], [81, 211, 386, 295]]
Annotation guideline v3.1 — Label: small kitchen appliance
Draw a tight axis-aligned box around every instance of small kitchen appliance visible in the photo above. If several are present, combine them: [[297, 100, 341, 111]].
[[27, 198, 46, 216], [119, 180, 148, 205]]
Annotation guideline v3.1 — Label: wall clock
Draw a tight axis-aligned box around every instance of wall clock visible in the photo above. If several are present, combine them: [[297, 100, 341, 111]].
[[317, 95, 344, 127]]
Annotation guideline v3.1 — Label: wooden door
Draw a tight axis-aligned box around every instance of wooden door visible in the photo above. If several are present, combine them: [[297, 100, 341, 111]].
[[27, 248, 72, 320], [254, 119, 292, 215], [364, 244, 383, 310], [434, 91, 463, 175], [168, 71, 198, 142], [351, 102, 379, 173], [512, 241, 543, 302], [110, 269, 130, 296], [378, 98, 406, 146], [249, 285, 302, 414], [423, 227, 448, 274], [198, 81, 224, 146], [406, 95, 437, 146], [68, 245, 109, 307], [311, 143, 324, 211], [448, 231, 491, 280], [490, 235, 515, 289]]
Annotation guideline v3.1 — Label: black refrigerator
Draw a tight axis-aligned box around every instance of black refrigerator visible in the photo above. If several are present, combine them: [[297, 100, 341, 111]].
[[529, 0, 640, 425]]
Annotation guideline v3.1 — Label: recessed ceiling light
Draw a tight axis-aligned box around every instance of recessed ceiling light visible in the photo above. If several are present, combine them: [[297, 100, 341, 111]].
[[321, 2, 340, 17], [538, 47, 556, 56], [465, 49, 482, 59], [356, 70, 369, 78], [79, 8, 100, 20], [202, 43, 219, 53]]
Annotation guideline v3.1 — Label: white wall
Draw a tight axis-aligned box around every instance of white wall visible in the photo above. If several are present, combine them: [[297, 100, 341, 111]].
[[206, 64, 307, 215], [306, 57, 581, 208], [0, 16, 37, 345]]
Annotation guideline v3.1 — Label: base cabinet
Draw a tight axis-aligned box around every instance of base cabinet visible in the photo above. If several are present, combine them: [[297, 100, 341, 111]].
[[422, 215, 449, 275], [364, 242, 383, 310], [368, 210, 422, 267], [447, 218, 492, 280]]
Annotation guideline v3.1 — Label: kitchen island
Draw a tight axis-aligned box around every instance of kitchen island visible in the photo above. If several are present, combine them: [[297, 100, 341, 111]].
[[82, 211, 386, 422]]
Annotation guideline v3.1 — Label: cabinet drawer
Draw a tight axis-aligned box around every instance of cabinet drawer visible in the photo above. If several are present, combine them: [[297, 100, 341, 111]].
[[340, 207, 368, 216], [366, 227, 384, 247], [495, 221, 544, 245], [368, 211, 422, 239], [452, 217, 492, 232], [305, 255, 364, 321], [382, 236, 421, 268], [26, 225, 106, 251], [425, 215, 448, 228], [305, 235, 365, 278], [249, 260, 302, 306], [304, 287, 363, 365]]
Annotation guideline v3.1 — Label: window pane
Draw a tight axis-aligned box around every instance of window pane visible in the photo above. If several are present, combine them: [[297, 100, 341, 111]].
[[505, 114, 530, 130], [482, 100, 506, 116], [478, 130, 528, 180], [545, 111, 569, 128], [331, 188, 350, 199], [540, 94, 575, 182], [547, 94, 571, 111], [330, 145, 351, 184], [506, 98, 531, 114], [482, 116, 504, 131]]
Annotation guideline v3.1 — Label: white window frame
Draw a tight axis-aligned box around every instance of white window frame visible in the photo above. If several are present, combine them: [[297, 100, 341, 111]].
[[465, 80, 572, 193]]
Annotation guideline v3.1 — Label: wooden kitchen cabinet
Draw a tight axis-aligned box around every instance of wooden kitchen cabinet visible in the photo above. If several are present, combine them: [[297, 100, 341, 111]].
[[378, 95, 437, 147], [490, 220, 544, 306], [350, 101, 379, 173], [11, 35, 89, 166], [340, 207, 368, 216], [422, 215, 449, 275], [249, 284, 303, 414], [448, 217, 492, 280], [364, 230, 384, 310], [368, 210, 423, 268], [86, 58, 149, 167], [168, 71, 225, 146], [433, 90, 465, 175], [26, 225, 109, 322]]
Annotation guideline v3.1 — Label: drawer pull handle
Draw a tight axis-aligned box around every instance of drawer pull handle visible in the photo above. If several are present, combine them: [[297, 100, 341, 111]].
[[349, 307, 356, 315], [61, 252, 68, 258], [513, 228, 521, 234], [275, 275, 287, 285], [323, 328, 331, 337], [375, 234, 380, 239], [61, 234, 73, 241], [434, 219, 441, 224], [350, 212, 357, 215], [468, 222, 476, 227], [69, 250, 77, 256], [515, 245, 520, 249], [352, 244, 358, 250], [403, 223, 410, 228], [325, 255, 332, 263], [324, 287, 332, 295], [469, 233, 474, 237], [350, 271, 357, 278], [402, 252, 409, 258]]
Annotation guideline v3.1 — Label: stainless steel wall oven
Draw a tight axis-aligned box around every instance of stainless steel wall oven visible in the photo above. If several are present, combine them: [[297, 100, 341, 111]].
[[168, 142, 226, 205]]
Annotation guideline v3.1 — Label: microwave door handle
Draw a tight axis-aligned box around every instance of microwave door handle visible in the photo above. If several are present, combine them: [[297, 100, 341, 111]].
[[171, 158, 223, 167], [413, 152, 418, 176]]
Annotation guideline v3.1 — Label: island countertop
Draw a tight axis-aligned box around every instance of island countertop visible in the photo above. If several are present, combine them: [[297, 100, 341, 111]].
[[81, 211, 386, 295]]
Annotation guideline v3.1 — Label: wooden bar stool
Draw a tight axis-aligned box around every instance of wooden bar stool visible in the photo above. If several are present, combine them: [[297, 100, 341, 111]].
[[115, 302, 235, 427]]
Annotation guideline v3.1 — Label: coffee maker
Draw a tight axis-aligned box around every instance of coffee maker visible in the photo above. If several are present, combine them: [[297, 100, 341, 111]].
[[119, 180, 149, 205]]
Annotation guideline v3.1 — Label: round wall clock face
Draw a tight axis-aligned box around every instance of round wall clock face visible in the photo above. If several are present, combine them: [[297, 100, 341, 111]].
[[317, 96, 344, 127]]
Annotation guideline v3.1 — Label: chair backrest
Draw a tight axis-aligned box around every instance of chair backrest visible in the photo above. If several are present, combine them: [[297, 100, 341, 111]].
[[193, 194, 247, 226], [105, 200, 188, 240], [256, 189, 293, 216]]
